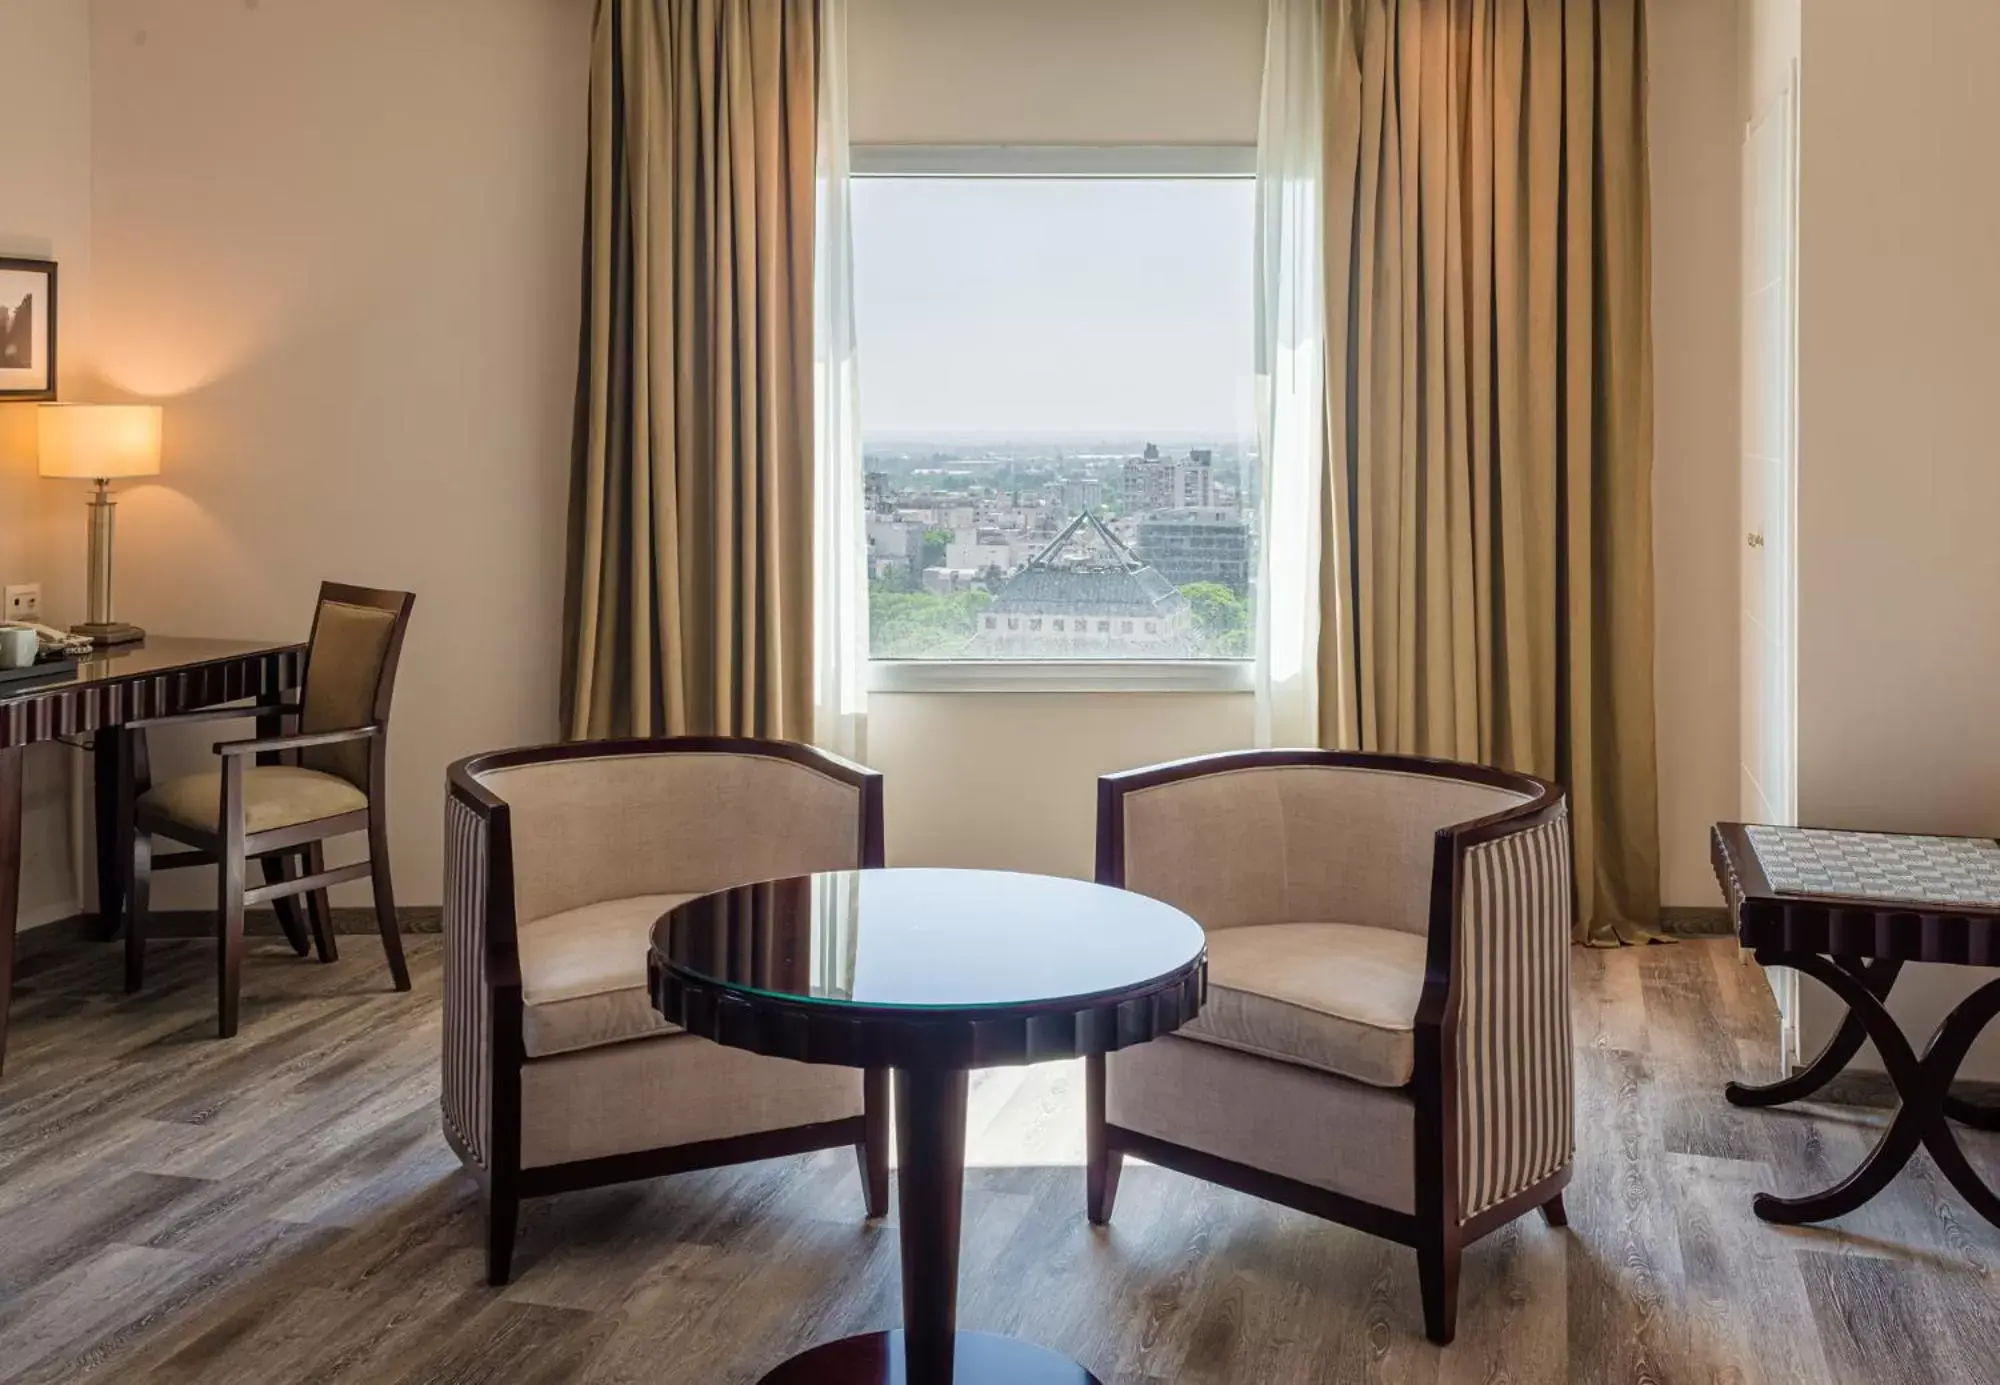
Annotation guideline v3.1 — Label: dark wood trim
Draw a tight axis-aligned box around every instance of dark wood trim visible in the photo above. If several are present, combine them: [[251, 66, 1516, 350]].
[[214, 723, 381, 758], [1714, 821, 2000, 963], [859, 1068, 891, 1217], [1106, 1123, 1421, 1244], [0, 643, 306, 750], [655, 934, 1205, 1072], [1093, 749, 1568, 1345], [513, 1116, 871, 1199], [243, 861, 369, 908]]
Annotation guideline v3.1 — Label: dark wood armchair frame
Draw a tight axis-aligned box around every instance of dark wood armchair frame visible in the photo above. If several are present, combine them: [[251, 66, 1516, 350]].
[[443, 737, 893, 1286], [1088, 748, 1571, 1344], [123, 582, 416, 1038]]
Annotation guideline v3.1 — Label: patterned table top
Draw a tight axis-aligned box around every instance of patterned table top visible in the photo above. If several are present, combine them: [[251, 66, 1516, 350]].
[[1745, 825, 2000, 910]]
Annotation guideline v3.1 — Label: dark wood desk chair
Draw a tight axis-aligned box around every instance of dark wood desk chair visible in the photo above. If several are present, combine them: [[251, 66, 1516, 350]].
[[120, 583, 415, 1037]]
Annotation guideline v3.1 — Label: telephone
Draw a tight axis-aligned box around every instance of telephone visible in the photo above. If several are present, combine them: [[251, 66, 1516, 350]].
[[0, 621, 95, 657]]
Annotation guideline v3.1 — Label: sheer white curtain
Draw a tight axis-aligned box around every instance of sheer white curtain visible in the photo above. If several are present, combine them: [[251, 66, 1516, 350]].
[[1253, 0, 1327, 748], [812, 0, 868, 760]]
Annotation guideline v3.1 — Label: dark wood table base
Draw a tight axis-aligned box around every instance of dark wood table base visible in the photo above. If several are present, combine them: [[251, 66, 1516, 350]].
[[760, 1331, 1102, 1385], [769, 1067, 1101, 1385], [1735, 949, 2000, 1228]]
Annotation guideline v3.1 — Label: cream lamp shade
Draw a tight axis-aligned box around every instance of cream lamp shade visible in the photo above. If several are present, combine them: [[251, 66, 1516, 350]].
[[37, 403, 164, 480]]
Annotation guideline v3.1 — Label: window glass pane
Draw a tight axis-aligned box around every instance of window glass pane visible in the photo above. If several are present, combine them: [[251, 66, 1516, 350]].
[[855, 175, 1257, 661]]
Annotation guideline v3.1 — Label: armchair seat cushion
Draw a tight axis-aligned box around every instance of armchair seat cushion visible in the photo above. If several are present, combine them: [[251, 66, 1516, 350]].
[[138, 765, 368, 837], [518, 893, 696, 1058], [1181, 922, 1426, 1088]]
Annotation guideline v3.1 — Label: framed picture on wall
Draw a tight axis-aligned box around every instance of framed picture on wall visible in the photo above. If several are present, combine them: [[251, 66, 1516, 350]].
[[0, 257, 57, 401]]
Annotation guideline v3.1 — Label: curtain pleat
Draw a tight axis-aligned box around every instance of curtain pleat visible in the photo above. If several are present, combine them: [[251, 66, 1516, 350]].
[[1323, 0, 1660, 945], [565, 0, 821, 740]]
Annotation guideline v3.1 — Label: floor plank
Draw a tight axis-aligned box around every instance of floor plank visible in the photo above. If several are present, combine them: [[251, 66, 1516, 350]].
[[1, 935, 1996, 1383]]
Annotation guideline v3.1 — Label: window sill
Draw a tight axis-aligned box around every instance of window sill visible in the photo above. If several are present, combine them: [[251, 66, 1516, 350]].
[[867, 660, 1254, 695]]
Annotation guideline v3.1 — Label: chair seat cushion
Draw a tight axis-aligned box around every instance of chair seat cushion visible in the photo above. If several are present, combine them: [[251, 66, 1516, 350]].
[[1181, 922, 1426, 1088], [138, 765, 368, 837], [518, 893, 696, 1058]]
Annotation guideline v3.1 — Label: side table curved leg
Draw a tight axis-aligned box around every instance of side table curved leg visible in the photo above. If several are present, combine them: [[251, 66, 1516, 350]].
[[1728, 958, 1902, 1108], [1916, 978, 2000, 1227], [1749, 951, 1927, 1226], [1943, 1092, 2000, 1133]]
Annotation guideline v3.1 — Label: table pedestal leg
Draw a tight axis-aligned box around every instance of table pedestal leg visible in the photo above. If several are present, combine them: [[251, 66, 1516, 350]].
[[1749, 950, 2000, 1229], [759, 1064, 1102, 1385]]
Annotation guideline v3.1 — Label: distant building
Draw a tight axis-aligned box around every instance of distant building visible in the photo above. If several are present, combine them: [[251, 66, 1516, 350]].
[[1122, 443, 1213, 513], [1060, 477, 1104, 513], [867, 517, 925, 582], [1137, 507, 1253, 593], [922, 567, 982, 596], [946, 529, 1021, 574], [969, 511, 1193, 657]]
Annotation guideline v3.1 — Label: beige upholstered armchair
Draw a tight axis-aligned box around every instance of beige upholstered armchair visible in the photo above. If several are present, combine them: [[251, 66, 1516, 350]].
[[443, 738, 889, 1284], [1090, 750, 1572, 1343]]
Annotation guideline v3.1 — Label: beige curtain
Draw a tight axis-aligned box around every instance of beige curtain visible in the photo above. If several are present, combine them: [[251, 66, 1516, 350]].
[[565, 0, 821, 740], [1322, 0, 1660, 945]]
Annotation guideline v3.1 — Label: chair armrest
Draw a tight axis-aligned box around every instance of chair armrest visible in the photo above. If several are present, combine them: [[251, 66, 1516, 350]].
[[1443, 801, 1574, 1223], [442, 784, 523, 1176], [214, 724, 381, 758]]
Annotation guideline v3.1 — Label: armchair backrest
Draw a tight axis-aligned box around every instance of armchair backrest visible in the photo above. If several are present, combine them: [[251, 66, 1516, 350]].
[[464, 738, 883, 925], [298, 581, 414, 789], [1100, 751, 1540, 936]]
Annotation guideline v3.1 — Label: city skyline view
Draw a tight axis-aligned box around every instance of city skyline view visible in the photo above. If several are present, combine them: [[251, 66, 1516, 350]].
[[854, 175, 1258, 662]]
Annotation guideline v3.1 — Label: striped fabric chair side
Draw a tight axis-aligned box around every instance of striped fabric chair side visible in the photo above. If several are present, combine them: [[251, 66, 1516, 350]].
[[441, 791, 493, 1172], [1455, 805, 1574, 1221]]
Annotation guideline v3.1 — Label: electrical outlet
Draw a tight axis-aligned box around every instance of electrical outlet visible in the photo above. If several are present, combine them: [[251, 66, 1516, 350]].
[[4, 583, 43, 624]]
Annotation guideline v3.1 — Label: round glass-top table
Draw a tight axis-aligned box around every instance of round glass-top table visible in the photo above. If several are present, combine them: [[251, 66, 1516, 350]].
[[650, 868, 1207, 1385]]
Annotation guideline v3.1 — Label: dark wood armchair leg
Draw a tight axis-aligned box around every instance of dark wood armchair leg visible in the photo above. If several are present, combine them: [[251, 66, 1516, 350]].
[[217, 763, 246, 1039], [305, 842, 338, 964], [858, 1067, 891, 1217], [125, 828, 152, 995], [367, 806, 410, 992], [1085, 1054, 1123, 1225], [261, 855, 312, 958], [1540, 1191, 1568, 1228], [1417, 1237, 1462, 1345], [487, 1189, 520, 1286]]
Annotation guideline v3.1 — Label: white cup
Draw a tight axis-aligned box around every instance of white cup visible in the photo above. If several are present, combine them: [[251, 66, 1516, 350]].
[[0, 627, 38, 670]]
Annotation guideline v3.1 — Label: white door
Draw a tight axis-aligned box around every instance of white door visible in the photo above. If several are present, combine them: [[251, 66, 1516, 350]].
[[1740, 66, 1800, 1051], [1740, 71, 1797, 829]]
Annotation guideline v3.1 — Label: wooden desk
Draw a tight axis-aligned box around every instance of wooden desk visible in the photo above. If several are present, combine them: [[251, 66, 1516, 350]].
[[1712, 822, 2000, 1229], [0, 637, 305, 1074]]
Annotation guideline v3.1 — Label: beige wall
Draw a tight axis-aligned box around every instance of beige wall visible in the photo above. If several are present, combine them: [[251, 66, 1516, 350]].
[[1790, 0, 2000, 1078], [87, 0, 592, 907], [872, 692, 1254, 878], [0, 0, 93, 927], [1649, 0, 1743, 909]]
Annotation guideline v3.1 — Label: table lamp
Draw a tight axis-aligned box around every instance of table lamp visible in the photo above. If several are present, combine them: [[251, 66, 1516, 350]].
[[37, 403, 163, 646]]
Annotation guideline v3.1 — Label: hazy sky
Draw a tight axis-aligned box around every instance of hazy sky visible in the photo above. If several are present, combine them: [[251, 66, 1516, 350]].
[[852, 177, 1255, 441]]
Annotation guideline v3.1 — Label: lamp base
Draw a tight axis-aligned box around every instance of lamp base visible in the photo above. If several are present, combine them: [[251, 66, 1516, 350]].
[[71, 621, 145, 647]]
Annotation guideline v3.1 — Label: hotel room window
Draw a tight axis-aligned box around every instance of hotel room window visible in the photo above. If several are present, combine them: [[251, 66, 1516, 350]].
[[854, 161, 1256, 664]]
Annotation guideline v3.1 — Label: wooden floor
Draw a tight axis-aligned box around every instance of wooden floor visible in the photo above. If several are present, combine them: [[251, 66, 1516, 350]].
[[2, 933, 1997, 1384]]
